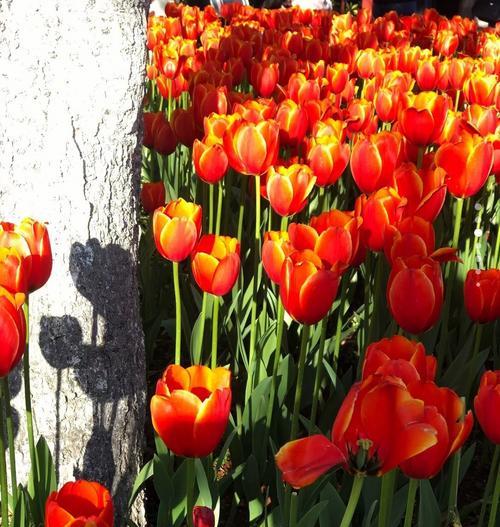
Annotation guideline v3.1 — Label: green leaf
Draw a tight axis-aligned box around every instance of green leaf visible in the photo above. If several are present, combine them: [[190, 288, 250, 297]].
[[418, 480, 441, 527], [128, 458, 154, 510], [12, 486, 29, 527], [297, 500, 329, 527], [195, 458, 213, 508], [319, 483, 346, 527], [172, 459, 189, 526], [153, 455, 174, 527], [242, 455, 263, 522]]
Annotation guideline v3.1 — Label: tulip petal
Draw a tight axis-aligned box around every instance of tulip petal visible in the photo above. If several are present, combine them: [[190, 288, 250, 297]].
[[211, 253, 240, 296]]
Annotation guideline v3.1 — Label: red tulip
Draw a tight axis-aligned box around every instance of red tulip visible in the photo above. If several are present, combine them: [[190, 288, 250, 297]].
[[262, 231, 294, 284], [250, 61, 279, 97], [307, 136, 350, 188], [275, 99, 309, 146], [415, 58, 439, 91], [463, 72, 498, 107], [193, 506, 215, 527], [0, 288, 26, 378], [193, 138, 229, 184], [45, 480, 114, 527], [0, 248, 29, 294], [191, 235, 240, 296], [151, 364, 231, 457], [346, 98, 374, 134], [153, 114, 178, 156], [434, 30, 459, 57], [474, 370, 500, 444], [462, 104, 498, 138], [387, 255, 444, 334], [153, 199, 202, 262], [326, 63, 349, 94], [171, 107, 198, 147], [435, 132, 493, 198], [140, 182, 166, 213], [374, 87, 406, 123], [263, 165, 316, 217], [464, 269, 500, 324], [384, 216, 435, 266]]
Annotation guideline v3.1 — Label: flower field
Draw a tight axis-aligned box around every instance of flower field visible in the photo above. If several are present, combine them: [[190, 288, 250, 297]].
[[0, 3, 499, 527]]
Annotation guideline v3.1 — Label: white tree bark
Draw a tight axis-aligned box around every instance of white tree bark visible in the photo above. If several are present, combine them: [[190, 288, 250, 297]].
[[0, 0, 148, 523]]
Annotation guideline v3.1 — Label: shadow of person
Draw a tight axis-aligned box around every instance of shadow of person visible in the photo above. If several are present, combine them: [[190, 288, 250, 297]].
[[39, 238, 145, 520]]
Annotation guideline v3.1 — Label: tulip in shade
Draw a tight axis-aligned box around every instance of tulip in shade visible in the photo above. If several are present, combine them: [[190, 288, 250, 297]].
[[279, 250, 340, 325], [45, 480, 113, 527], [191, 235, 240, 296], [193, 506, 215, 527], [435, 132, 494, 198], [264, 165, 316, 217], [153, 199, 202, 262], [387, 255, 444, 334], [474, 371, 500, 444], [0, 288, 26, 377], [464, 269, 500, 324], [400, 381, 473, 479], [140, 182, 166, 214], [151, 364, 231, 457], [262, 231, 294, 284]]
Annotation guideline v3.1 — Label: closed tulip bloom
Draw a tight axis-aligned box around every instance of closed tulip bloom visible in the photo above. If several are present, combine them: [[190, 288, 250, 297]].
[[143, 112, 161, 149], [223, 119, 279, 176], [250, 60, 279, 97], [362, 335, 436, 384], [434, 30, 459, 57], [374, 88, 405, 123], [153, 115, 178, 156], [0, 248, 29, 294], [463, 104, 498, 137], [140, 182, 166, 213], [346, 98, 374, 134], [415, 58, 439, 91], [326, 63, 349, 94], [151, 364, 231, 457], [193, 138, 228, 184], [0, 288, 26, 377], [401, 381, 473, 479], [279, 250, 340, 325], [399, 92, 449, 147], [264, 165, 316, 217], [153, 199, 202, 262], [351, 132, 401, 193], [171, 107, 198, 147], [45, 480, 114, 527], [463, 72, 498, 107], [262, 231, 294, 284], [275, 99, 309, 146], [361, 187, 406, 252], [435, 132, 493, 198], [384, 216, 435, 266], [193, 506, 215, 527], [464, 269, 500, 324], [387, 255, 444, 334], [191, 235, 240, 296], [307, 137, 350, 188], [448, 58, 473, 92], [474, 370, 500, 444]]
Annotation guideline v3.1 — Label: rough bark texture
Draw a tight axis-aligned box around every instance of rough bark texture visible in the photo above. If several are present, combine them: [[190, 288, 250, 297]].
[[0, 0, 148, 523]]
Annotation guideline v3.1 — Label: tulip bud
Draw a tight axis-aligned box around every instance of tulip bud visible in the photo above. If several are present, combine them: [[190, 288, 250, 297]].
[[140, 182, 166, 214], [464, 269, 500, 324], [193, 506, 215, 527]]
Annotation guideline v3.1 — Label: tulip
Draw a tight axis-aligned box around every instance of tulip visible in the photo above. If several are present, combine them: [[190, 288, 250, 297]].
[[192, 139, 229, 184], [45, 480, 114, 527], [464, 269, 500, 324], [0, 288, 26, 377], [0, 248, 29, 294], [401, 380, 473, 479], [263, 165, 316, 217], [463, 72, 498, 107], [262, 231, 293, 284], [279, 249, 340, 325], [360, 187, 406, 252], [326, 63, 349, 94], [153, 199, 202, 262], [223, 119, 279, 176], [140, 181, 166, 213], [387, 255, 444, 334], [307, 137, 350, 188], [474, 370, 500, 444], [346, 98, 374, 134], [171, 107, 198, 147], [362, 335, 436, 384], [435, 132, 494, 198], [415, 58, 439, 91], [374, 87, 406, 123], [250, 60, 279, 98], [193, 506, 215, 527], [463, 104, 498, 138], [399, 92, 449, 147], [232, 99, 276, 123], [275, 99, 309, 146], [143, 112, 161, 149], [350, 132, 401, 194], [191, 235, 240, 296], [153, 114, 178, 156], [434, 30, 459, 57], [151, 364, 231, 457], [384, 216, 435, 266]]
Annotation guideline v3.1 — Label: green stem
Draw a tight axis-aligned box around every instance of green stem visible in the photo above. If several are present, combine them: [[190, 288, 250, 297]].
[[211, 295, 220, 369], [291, 325, 310, 440], [237, 177, 246, 243], [186, 457, 196, 527], [0, 382, 9, 527], [492, 219, 500, 269], [172, 262, 182, 365], [416, 147, 425, 170], [195, 293, 207, 365], [378, 469, 397, 527], [452, 198, 464, 250], [333, 274, 349, 370], [368, 254, 384, 346], [2, 378, 17, 504], [340, 475, 365, 527], [447, 449, 462, 523], [479, 445, 500, 527], [487, 447, 500, 527], [289, 491, 299, 527], [361, 254, 371, 369], [403, 478, 419, 527], [310, 317, 327, 430], [209, 184, 214, 234], [280, 215, 288, 232], [215, 182, 223, 236]]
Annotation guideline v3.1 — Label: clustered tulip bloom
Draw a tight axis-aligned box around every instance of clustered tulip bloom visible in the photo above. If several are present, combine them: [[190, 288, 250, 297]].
[[45, 480, 114, 527]]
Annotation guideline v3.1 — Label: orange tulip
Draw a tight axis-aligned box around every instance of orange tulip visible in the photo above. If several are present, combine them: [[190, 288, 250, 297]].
[[326, 63, 349, 94], [463, 72, 498, 107], [346, 98, 374, 134], [262, 231, 294, 284], [360, 187, 406, 252], [191, 235, 240, 296], [192, 139, 228, 184], [384, 216, 435, 266], [250, 60, 279, 97], [434, 30, 459, 57], [275, 99, 309, 147], [140, 181, 166, 213], [279, 249, 339, 325], [45, 480, 114, 527], [401, 381, 473, 479], [151, 364, 231, 457], [435, 132, 493, 198], [263, 165, 316, 217], [350, 132, 401, 194], [362, 335, 436, 384], [0, 288, 26, 377], [387, 255, 444, 334], [474, 370, 500, 444], [307, 137, 350, 188], [374, 87, 406, 123], [462, 104, 498, 138], [464, 269, 500, 324], [415, 58, 439, 91], [0, 248, 29, 294], [153, 199, 202, 262], [399, 92, 449, 147], [356, 49, 385, 79], [223, 119, 279, 176]]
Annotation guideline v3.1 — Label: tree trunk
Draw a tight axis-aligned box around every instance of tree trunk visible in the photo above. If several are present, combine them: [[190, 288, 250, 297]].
[[0, 0, 148, 523]]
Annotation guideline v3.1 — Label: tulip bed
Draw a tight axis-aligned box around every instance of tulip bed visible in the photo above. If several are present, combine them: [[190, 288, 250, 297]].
[[0, 3, 500, 527]]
